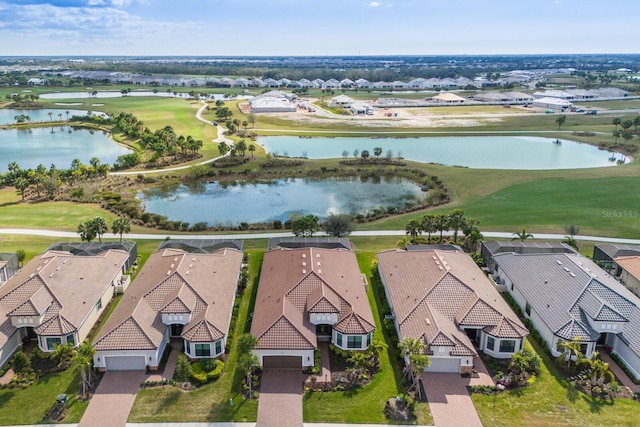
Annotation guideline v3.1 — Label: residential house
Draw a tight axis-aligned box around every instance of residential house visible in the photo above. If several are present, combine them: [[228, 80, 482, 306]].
[[492, 251, 640, 379], [93, 240, 243, 371], [430, 92, 466, 104], [615, 256, 640, 297], [250, 92, 297, 113], [354, 78, 372, 89], [532, 97, 572, 110], [377, 247, 528, 373], [593, 244, 640, 273], [340, 78, 354, 88], [481, 241, 576, 274], [592, 87, 630, 98], [0, 245, 132, 367], [0, 253, 19, 284], [322, 79, 340, 90], [251, 239, 375, 369], [328, 94, 354, 108], [532, 90, 574, 100]]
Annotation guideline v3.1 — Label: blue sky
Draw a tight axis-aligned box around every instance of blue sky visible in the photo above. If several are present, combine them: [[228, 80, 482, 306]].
[[0, 0, 638, 56]]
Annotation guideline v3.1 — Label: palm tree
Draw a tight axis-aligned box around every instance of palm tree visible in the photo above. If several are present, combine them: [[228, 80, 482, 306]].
[[512, 227, 534, 242], [218, 141, 229, 156], [396, 236, 411, 249], [373, 147, 383, 158], [578, 351, 615, 388], [65, 110, 70, 120], [90, 217, 108, 242], [398, 337, 430, 399], [557, 337, 584, 371], [112, 217, 131, 241], [248, 144, 256, 159], [8, 161, 20, 182], [405, 219, 422, 243], [77, 222, 96, 242], [612, 129, 621, 144], [237, 334, 259, 398], [633, 116, 640, 134], [612, 117, 621, 130], [14, 177, 29, 200], [47, 111, 53, 121], [73, 341, 96, 397], [421, 214, 436, 244], [555, 114, 566, 129], [434, 214, 449, 243], [447, 209, 467, 243]]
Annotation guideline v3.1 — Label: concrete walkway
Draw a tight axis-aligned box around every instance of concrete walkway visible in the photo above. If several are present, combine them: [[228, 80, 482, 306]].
[[599, 351, 640, 393], [311, 341, 331, 383], [79, 370, 147, 427], [146, 340, 181, 382], [0, 367, 14, 385], [257, 369, 305, 427]]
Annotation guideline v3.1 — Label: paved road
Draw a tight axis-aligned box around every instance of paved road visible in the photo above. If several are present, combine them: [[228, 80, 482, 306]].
[[1, 228, 640, 245], [111, 101, 233, 176]]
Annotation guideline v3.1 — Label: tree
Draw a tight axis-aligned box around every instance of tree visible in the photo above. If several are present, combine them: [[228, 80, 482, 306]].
[[322, 213, 355, 237], [555, 114, 566, 129], [248, 144, 256, 159], [447, 209, 467, 243], [434, 214, 449, 243], [291, 214, 319, 237], [621, 119, 633, 132], [16, 249, 26, 267], [421, 214, 436, 244], [247, 113, 256, 128], [612, 129, 621, 144], [578, 351, 615, 388], [373, 147, 383, 158], [342, 150, 349, 159], [112, 217, 131, 241], [398, 337, 430, 399], [563, 225, 579, 250], [237, 334, 259, 398], [360, 150, 370, 160], [612, 117, 621, 130], [72, 341, 97, 396], [633, 115, 640, 133], [90, 217, 108, 242], [174, 354, 193, 383], [47, 111, 53, 121], [396, 236, 411, 249], [622, 130, 634, 144], [14, 177, 29, 200], [556, 337, 584, 371], [235, 139, 247, 157], [512, 227, 534, 242], [77, 221, 96, 242], [462, 219, 484, 252], [51, 342, 74, 368], [8, 161, 20, 183], [405, 219, 422, 243], [218, 141, 229, 156]]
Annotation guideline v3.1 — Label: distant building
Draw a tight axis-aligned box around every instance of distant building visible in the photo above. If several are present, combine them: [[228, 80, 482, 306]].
[[532, 97, 572, 110], [430, 92, 466, 104], [0, 253, 19, 284]]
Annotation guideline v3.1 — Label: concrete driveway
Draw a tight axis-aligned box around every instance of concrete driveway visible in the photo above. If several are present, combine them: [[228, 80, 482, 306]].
[[79, 370, 146, 427], [421, 373, 484, 427], [256, 369, 305, 427]]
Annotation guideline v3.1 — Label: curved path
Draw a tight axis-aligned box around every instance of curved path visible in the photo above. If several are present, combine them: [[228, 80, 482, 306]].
[[1, 228, 639, 245], [110, 101, 233, 176]]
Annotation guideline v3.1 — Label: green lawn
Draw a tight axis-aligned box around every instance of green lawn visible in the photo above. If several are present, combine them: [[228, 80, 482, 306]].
[[303, 252, 433, 425], [0, 368, 87, 425], [127, 250, 263, 422], [473, 340, 640, 427]]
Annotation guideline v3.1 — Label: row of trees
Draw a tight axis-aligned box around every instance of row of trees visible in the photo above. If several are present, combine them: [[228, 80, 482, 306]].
[[77, 217, 131, 242], [291, 213, 356, 238], [4, 158, 110, 200], [217, 139, 256, 158], [402, 209, 482, 251], [611, 117, 640, 145]]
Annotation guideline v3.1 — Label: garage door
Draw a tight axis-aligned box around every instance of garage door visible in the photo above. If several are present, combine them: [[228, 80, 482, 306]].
[[425, 357, 460, 373], [105, 356, 146, 371], [263, 356, 302, 370]]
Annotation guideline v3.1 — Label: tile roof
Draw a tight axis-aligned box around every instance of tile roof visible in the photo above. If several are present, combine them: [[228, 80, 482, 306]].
[[616, 256, 640, 281], [496, 252, 640, 351], [95, 248, 242, 351], [251, 246, 375, 351], [0, 249, 129, 340], [377, 249, 527, 355]]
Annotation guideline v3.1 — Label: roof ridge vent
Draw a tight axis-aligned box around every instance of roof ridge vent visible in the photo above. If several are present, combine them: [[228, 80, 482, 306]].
[[563, 267, 570, 272]]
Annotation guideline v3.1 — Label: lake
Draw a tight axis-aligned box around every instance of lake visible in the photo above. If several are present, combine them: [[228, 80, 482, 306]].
[[0, 127, 131, 172], [138, 176, 425, 226], [0, 108, 98, 125], [259, 135, 626, 170]]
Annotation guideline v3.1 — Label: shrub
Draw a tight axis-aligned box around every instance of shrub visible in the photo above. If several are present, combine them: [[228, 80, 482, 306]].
[[191, 359, 224, 384]]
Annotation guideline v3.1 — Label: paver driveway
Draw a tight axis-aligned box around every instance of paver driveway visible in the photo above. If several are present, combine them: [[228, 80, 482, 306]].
[[257, 369, 305, 427], [79, 370, 146, 427], [421, 372, 484, 427]]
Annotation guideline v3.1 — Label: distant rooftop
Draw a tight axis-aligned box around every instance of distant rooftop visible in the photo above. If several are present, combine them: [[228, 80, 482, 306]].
[[267, 237, 351, 251]]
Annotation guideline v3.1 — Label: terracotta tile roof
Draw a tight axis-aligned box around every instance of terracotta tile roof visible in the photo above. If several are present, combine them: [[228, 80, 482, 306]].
[[334, 312, 375, 335], [483, 317, 529, 339], [615, 256, 640, 280], [94, 248, 242, 352], [251, 246, 374, 351], [377, 249, 527, 353], [0, 249, 128, 341]]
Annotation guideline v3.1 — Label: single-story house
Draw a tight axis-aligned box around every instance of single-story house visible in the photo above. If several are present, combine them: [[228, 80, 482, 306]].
[[492, 251, 640, 379], [593, 244, 640, 273], [565, 89, 599, 100], [329, 94, 355, 108], [354, 78, 372, 89], [533, 90, 575, 100], [349, 102, 372, 115], [502, 91, 535, 104], [0, 253, 19, 284], [532, 97, 572, 110], [473, 92, 512, 103], [377, 247, 528, 374], [0, 245, 132, 367], [93, 240, 243, 371], [592, 87, 630, 98], [27, 78, 46, 86], [340, 78, 354, 88], [322, 79, 340, 90], [615, 256, 640, 297], [251, 239, 375, 370], [430, 92, 466, 104], [250, 95, 297, 113], [481, 241, 576, 273]]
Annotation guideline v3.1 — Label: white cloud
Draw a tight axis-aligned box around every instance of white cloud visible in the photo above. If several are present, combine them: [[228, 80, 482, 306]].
[[368, 2, 380, 7]]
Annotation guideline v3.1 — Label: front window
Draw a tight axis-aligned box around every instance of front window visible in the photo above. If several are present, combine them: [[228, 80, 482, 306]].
[[347, 335, 362, 349], [95, 298, 102, 312], [487, 336, 495, 351], [46, 337, 62, 351], [580, 343, 588, 355], [499, 339, 516, 353], [195, 343, 211, 357], [525, 302, 531, 316], [215, 340, 223, 355], [336, 332, 343, 347], [66, 333, 75, 346]]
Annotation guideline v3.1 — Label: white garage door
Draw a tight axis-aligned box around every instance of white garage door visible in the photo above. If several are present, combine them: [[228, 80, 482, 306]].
[[425, 357, 460, 373], [105, 356, 146, 371]]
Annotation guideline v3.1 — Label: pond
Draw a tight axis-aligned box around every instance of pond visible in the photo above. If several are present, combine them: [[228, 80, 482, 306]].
[[0, 108, 99, 125], [138, 176, 425, 226], [259, 136, 626, 170], [0, 127, 131, 172]]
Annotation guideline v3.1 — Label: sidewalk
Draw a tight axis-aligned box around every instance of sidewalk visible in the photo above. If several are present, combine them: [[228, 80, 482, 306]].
[[599, 351, 640, 393]]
